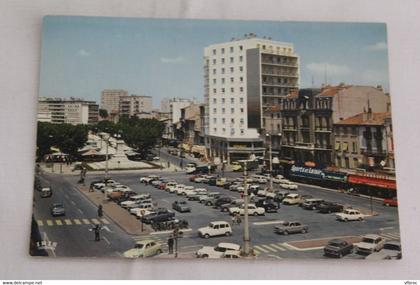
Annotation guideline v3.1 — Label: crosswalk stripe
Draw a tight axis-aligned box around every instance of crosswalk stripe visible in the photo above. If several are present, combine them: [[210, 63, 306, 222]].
[[55, 220, 63, 226], [101, 218, 110, 224], [254, 245, 269, 253], [82, 219, 90, 225], [253, 249, 261, 255], [382, 233, 400, 240], [270, 243, 286, 251], [261, 245, 277, 252], [64, 219, 72, 225], [74, 219, 82, 225], [37, 220, 44, 226], [91, 218, 100, 225], [46, 220, 53, 226]]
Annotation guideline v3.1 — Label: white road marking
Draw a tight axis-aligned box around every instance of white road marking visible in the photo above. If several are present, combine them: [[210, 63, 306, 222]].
[[70, 200, 76, 206], [380, 227, 394, 231], [82, 219, 90, 225], [102, 225, 113, 233], [267, 254, 283, 260], [91, 218, 100, 225], [64, 219, 72, 225], [253, 220, 284, 226], [261, 244, 278, 252], [73, 219, 82, 225], [77, 208, 83, 214], [181, 244, 203, 249], [254, 245, 269, 253], [150, 228, 193, 235], [55, 220, 63, 226], [381, 233, 400, 240], [101, 218, 110, 224], [103, 236, 111, 246], [37, 220, 44, 226], [42, 232, 56, 258], [270, 243, 286, 251], [46, 220, 53, 226]]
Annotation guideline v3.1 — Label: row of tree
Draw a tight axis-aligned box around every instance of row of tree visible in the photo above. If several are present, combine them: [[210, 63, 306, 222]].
[[36, 116, 165, 160]]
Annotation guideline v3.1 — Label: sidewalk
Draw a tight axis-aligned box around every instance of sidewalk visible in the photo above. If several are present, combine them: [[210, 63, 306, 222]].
[[76, 184, 152, 235]]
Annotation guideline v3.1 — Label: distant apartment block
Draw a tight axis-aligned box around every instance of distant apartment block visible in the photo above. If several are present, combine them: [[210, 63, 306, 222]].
[[119, 95, 153, 117], [203, 34, 299, 162], [100, 89, 128, 114], [169, 98, 195, 124], [37, 97, 99, 125]]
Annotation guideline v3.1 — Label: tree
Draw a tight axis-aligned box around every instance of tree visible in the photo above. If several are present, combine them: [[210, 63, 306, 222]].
[[99, 109, 108, 118]]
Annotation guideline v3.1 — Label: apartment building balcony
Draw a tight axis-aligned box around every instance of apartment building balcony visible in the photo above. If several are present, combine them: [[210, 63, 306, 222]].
[[361, 148, 387, 157], [261, 71, 299, 78], [294, 142, 315, 150], [261, 61, 298, 68], [314, 144, 332, 150], [300, 126, 311, 131], [314, 127, 332, 133], [282, 126, 298, 131], [261, 50, 298, 58], [262, 82, 298, 88]]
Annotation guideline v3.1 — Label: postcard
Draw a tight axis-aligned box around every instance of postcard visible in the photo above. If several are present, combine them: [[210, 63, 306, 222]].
[[31, 16, 400, 260]]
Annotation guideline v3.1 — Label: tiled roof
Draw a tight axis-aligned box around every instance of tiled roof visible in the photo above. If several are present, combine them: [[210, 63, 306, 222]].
[[335, 112, 391, 126], [318, 85, 352, 97]]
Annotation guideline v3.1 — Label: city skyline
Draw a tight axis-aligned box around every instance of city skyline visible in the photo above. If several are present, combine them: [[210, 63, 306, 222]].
[[40, 16, 389, 107]]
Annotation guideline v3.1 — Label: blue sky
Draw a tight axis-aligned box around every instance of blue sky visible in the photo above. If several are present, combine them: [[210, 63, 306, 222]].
[[40, 16, 389, 108]]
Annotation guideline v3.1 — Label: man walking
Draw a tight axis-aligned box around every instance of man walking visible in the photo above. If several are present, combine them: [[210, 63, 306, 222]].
[[98, 204, 103, 218], [92, 225, 101, 241], [167, 236, 174, 254]]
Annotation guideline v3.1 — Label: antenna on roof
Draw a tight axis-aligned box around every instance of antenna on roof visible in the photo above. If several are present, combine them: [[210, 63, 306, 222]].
[[311, 76, 315, 88], [324, 64, 328, 86]]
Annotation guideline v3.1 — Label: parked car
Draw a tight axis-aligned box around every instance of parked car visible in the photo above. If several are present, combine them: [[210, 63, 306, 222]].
[[216, 177, 228, 187], [383, 197, 398, 207], [40, 187, 52, 198], [355, 234, 385, 254], [272, 175, 288, 184], [274, 221, 308, 235], [282, 193, 303, 205], [197, 221, 232, 238], [140, 175, 160, 184], [336, 209, 365, 222], [323, 239, 354, 258], [199, 192, 221, 204], [130, 203, 154, 216], [50, 203, 65, 216], [229, 204, 265, 216], [279, 180, 298, 190], [273, 191, 290, 203], [172, 201, 191, 213], [214, 196, 234, 209], [222, 250, 241, 259], [251, 175, 268, 184], [248, 184, 261, 194], [317, 202, 344, 213], [255, 199, 279, 213], [120, 194, 151, 209], [123, 239, 162, 258], [141, 209, 175, 224], [220, 199, 244, 212], [301, 198, 324, 210], [365, 241, 402, 260], [203, 195, 229, 207], [196, 242, 241, 258]]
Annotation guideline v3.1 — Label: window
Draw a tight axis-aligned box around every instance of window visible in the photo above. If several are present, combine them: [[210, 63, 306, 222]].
[[239, 56, 243, 62], [240, 97, 244, 103], [231, 118, 235, 123], [212, 59, 216, 65], [221, 68, 225, 74], [240, 118, 244, 124], [240, 108, 244, 113], [221, 58, 225, 64], [213, 88, 216, 94], [230, 46, 234, 53], [239, 66, 243, 72], [230, 57, 234, 63], [222, 128, 226, 132], [213, 118, 217, 123], [231, 98, 234, 104], [230, 67, 234, 73], [213, 98, 217, 104], [221, 48, 225, 54], [222, 78, 225, 84], [240, 129, 244, 134], [213, 108, 216, 114], [213, 128, 217, 132], [239, 45, 243, 51], [240, 76, 243, 82], [213, 79, 216, 84], [222, 108, 225, 114], [212, 49, 216, 55], [221, 88, 225, 93], [230, 77, 234, 83], [231, 108, 234, 114], [262, 45, 266, 49], [352, 142, 357, 153], [239, 87, 243, 93], [222, 98, 225, 104], [231, 87, 234, 93], [222, 118, 225, 124], [213, 69, 216, 75]]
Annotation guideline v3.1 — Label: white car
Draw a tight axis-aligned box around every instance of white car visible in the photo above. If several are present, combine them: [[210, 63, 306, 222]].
[[176, 185, 194, 196], [135, 209, 155, 219], [120, 194, 151, 208], [282, 193, 302, 205], [280, 180, 298, 190], [355, 234, 386, 254], [196, 242, 241, 258], [251, 175, 268, 184], [165, 182, 178, 190], [336, 209, 365, 222], [222, 250, 241, 259], [140, 175, 160, 184], [197, 221, 232, 238], [169, 184, 185, 194], [228, 204, 265, 216], [129, 203, 154, 215], [123, 239, 162, 258], [272, 175, 288, 184]]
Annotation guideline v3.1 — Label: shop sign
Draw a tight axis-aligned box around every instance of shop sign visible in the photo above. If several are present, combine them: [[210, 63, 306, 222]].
[[290, 165, 324, 180], [348, 174, 396, 190], [323, 171, 347, 183]]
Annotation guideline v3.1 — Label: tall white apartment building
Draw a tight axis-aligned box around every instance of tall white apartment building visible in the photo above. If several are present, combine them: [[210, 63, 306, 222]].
[[101, 89, 128, 114], [203, 34, 299, 163]]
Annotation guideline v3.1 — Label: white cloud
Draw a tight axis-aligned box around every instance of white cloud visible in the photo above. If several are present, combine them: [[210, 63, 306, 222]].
[[77, 49, 91, 57], [160, 56, 185, 64], [306, 62, 351, 76], [365, 42, 387, 51]]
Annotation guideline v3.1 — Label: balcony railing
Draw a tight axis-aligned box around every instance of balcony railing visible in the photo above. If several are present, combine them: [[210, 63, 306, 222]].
[[261, 71, 299, 78], [315, 127, 332, 132], [261, 60, 298, 68], [262, 82, 298, 88]]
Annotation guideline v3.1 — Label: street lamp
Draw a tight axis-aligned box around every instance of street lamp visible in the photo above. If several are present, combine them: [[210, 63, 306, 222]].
[[266, 133, 273, 192], [241, 158, 253, 257]]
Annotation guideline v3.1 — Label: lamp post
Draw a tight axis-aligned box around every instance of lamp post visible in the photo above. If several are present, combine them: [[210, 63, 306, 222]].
[[266, 133, 273, 192], [242, 159, 252, 257]]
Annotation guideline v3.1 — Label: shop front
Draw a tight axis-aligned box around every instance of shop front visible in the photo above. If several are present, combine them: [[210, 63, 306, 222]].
[[347, 174, 397, 198]]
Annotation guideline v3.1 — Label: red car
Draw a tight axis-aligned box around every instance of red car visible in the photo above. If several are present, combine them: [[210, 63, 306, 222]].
[[383, 197, 398, 207]]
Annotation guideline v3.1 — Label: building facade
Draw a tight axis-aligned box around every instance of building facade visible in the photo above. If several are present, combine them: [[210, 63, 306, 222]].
[[100, 89, 128, 115], [279, 85, 391, 169], [119, 95, 153, 117], [169, 98, 194, 124], [37, 97, 99, 125], [333, 111, 391, 171], [203, 34, 299, 163]]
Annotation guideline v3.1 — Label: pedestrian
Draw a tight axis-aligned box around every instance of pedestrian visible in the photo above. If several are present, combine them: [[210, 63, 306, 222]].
[[98, 204, 103, 218], [168, 236, 174, 254], [93, 225, 101, 241], [167, 161, 170, 169], [277, 199, 281, 210]]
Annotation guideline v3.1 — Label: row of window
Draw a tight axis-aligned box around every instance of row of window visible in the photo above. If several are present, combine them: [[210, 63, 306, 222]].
[[212, 56, 243, 65], [212, 107, 245, 114], [212, 45, 243, 55], [212, 87, 244, 94], [212, 66, 243, 75], [335, 141, 358, 153], [212, 98, 244, 104], [213, 127, 245, 135], [213, 118, 245, 124], [212, 76, 244, 84]]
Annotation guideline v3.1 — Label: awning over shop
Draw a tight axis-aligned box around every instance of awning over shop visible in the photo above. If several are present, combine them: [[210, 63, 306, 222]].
[[348, 174, 397, 190]]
